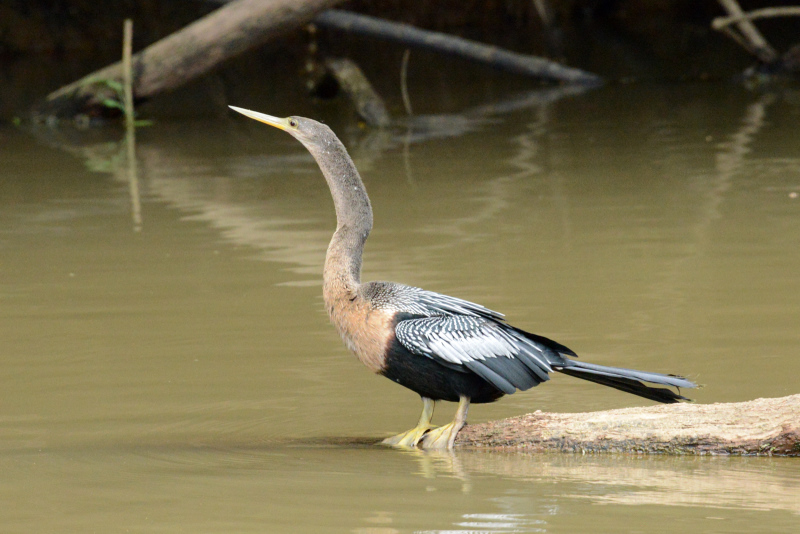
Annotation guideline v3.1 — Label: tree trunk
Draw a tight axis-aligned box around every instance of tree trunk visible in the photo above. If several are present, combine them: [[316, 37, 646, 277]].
[[34, 0, 344, 120], [456, 394, 800, 456]]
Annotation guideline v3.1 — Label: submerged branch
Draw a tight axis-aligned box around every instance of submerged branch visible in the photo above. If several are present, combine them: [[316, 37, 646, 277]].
[[456, 394, 800, 456], [323, 57, 391, 127]]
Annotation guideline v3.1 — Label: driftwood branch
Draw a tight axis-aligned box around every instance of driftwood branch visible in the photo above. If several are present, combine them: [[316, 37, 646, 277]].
[[712, 6, 800, 30], [714, 0, 779, 63], [313, 10, 602, 85], [34, 0, 344, 120], [456, 394, 800, 456]]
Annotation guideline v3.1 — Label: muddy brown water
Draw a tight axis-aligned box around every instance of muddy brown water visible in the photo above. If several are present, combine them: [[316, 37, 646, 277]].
[[2, 83, 799, 532]]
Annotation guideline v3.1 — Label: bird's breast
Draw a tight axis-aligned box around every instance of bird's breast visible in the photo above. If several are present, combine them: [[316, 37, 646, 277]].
[[324, 288, 395, 374]]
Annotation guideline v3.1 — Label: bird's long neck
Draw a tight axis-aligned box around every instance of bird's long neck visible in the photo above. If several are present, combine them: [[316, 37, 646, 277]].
[[305, 136, 373, 298]]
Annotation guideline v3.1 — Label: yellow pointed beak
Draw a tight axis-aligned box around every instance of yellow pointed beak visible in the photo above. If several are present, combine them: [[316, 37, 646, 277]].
[[229, 106, 290, 131]]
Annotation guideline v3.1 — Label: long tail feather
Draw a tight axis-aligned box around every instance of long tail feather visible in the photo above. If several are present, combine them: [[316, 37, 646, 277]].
[[555, 360, 696, 403]]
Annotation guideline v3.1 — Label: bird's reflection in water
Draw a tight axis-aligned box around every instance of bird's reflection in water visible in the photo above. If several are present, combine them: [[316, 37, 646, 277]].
[[352, 509, 399, 534], [367, 447, 553, 534], [397, 447, 471, 490], [353, 516, 546, 534], [352, 511, 399, 534], [347, 441, 800, 534], [448, 513, 548, 533]]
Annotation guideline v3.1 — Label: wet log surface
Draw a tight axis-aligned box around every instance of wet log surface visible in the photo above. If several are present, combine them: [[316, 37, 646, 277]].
[[456, 394, 800, 456]]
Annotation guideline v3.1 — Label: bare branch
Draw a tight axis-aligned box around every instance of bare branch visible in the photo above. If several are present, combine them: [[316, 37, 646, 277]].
[[712, 6, 800, 30], [715, 0, 779, 63], [314, 10, 603, 85]]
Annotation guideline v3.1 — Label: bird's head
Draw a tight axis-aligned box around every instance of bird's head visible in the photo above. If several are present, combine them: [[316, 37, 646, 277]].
[[229, 106, 329, 149]]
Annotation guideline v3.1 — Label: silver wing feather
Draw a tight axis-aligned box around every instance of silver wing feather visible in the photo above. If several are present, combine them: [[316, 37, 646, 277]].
[[362, 282, 505, 320], [395, 315, 554, 393]]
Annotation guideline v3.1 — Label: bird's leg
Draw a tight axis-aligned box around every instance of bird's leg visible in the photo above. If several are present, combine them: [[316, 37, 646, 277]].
[[420, 395, 470, 450], [382, 397, 436, 448]]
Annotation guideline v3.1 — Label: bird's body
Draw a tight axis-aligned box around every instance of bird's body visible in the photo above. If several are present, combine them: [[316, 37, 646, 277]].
[[230, 106, 697, 449], [333, 281, 511, 403]]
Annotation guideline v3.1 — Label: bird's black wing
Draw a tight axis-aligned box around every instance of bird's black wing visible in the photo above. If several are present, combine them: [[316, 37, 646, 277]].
[[394, 315, 560, 394]]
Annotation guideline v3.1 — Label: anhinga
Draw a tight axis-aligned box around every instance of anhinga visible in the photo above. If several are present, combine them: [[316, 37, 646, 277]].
[[230, 106, 696, 450]]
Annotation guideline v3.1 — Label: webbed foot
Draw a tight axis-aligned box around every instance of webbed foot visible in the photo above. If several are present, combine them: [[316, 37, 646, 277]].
[[419, 420, 464, 450], [381, 396, 436, 448], [420, 395, 470, 450], [382, 424, 436, 448]]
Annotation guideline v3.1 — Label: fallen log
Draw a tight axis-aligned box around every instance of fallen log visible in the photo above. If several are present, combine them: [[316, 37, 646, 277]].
[[313, 10, 602, 86], [456, 394, 800, 456], [34, 0, 344, 121]]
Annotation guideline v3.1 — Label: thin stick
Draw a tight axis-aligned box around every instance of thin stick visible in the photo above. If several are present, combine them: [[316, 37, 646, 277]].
[[400, 49, 413, 116], [122, 19, 142, 230], [122, 19, 135, 129], [125, 118, 143, 231], [718, 25, 759, 56]]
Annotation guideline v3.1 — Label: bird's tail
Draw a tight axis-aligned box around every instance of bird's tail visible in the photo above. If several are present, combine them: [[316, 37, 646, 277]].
[[554, 360, 696, 403]]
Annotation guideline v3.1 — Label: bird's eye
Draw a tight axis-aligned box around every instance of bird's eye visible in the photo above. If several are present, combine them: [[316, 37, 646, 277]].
[[289, 118, 298, 128]]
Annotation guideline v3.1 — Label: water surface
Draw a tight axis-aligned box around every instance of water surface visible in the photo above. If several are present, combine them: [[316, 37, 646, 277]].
[[1, 83, 799, 532]]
